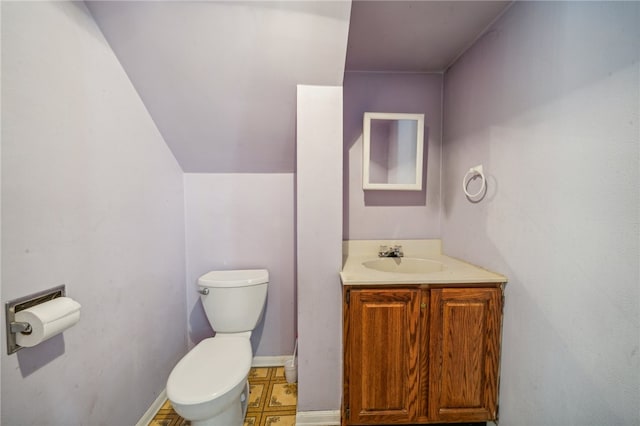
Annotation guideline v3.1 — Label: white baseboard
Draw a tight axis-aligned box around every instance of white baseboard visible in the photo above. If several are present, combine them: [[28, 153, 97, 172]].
[[135, 389, 167, 426], [252, 355, 291, 367], [296, 410, 341, 425]]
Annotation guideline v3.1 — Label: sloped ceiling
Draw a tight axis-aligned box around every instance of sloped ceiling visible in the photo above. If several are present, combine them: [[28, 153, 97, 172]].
[[87, 1, 511, 173], [346, 1, 511, 72], [87, 1, 352, 173]]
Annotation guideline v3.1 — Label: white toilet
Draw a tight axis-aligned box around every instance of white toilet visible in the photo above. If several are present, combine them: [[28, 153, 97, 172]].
[[167, 269, 269, 426]]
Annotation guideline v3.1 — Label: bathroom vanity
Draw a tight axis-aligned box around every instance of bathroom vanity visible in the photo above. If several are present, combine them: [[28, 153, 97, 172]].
[[340, 240, 507, 425]]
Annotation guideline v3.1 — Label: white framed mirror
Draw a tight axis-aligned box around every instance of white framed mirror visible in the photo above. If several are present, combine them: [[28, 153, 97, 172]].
[[362, 112, 424, 191]]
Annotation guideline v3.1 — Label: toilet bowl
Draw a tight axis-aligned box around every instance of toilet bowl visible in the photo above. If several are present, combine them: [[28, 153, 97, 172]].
[[166, 269, 269, 426], [167, 336, 252, 425]]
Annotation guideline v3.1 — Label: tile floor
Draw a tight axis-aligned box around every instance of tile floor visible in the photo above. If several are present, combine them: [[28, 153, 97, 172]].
[[149, 366, 297, 426]]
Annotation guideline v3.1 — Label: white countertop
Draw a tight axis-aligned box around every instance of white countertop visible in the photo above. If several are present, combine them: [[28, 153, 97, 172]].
[[340, 239, 507, 285]]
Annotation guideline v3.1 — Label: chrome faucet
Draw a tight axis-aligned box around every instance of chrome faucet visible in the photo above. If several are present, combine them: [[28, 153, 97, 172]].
[[378, 245, 404, 258]]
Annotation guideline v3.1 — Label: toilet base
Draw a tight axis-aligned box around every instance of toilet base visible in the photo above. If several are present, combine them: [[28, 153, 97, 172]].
[[191, 400, 242, 426], [184, 380, 250, 426], [169, 377, 249, 426], [241, 380, 250, 418]]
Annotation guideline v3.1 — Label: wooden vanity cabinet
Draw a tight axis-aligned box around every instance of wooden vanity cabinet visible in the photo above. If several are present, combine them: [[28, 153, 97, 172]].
[[344, 288, 421, 424], [342, 285, 503, 425]]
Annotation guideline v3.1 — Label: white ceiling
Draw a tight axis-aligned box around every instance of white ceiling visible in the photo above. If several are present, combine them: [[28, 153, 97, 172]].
[[87, 1, 511, 173]]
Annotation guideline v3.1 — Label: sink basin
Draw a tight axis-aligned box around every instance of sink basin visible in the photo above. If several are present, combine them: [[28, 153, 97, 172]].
[[362, 258, 443, 274]]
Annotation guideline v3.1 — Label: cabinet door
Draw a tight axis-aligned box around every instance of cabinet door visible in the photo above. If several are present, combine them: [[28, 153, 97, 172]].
[[346, 288, 420, 424], [428, 287, 502, 422]]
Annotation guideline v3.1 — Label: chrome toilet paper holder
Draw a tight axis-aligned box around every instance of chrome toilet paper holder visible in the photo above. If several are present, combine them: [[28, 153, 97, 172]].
[[5, 284, 66, 355]]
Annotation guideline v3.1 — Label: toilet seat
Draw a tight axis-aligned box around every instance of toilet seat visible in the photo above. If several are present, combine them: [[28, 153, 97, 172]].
[[167, 336, 252, 406]]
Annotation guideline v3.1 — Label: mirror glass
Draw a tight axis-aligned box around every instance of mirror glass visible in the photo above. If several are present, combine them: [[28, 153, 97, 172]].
[[363, 112, 424, 190]]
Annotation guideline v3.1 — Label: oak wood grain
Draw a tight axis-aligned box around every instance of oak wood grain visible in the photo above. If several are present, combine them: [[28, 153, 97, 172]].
[[342, 285, 503, 425], [346, 288, 420, 424], [428, 288, 502, 422]]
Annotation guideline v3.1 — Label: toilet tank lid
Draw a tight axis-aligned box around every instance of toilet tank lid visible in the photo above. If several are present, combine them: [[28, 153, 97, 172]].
[[198, 269, 269, 288]]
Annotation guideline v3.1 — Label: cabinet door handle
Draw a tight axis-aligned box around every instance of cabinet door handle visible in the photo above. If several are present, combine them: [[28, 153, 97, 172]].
[[420, 303, 427, 309]]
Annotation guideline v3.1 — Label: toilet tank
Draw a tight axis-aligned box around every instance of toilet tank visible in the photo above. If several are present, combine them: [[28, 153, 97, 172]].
[[198, 269, 268, 333]]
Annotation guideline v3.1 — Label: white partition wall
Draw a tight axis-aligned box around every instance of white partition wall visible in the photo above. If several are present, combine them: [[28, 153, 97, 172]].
[[296, 85, 343, 416]]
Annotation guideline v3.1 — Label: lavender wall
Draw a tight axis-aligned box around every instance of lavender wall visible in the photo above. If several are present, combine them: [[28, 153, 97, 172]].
[[1, 2, 186, 424], [86, 1, 351, 173], [442, 2, 639, 424], [184, 173, 295, 356], [343, 72, 442, 240]]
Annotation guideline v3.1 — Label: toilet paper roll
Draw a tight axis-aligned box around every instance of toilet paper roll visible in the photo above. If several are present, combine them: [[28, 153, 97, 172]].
[[14, 297, 81, 347]]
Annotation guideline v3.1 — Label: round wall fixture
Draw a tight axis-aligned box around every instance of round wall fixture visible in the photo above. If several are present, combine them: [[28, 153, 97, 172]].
[[462, 165, 486, 200]]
